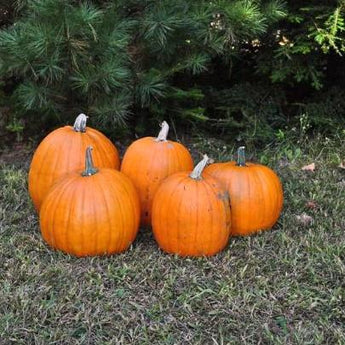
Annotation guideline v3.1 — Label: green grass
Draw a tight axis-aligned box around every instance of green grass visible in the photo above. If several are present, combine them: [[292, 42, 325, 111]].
[[0, 133, 345, 345]]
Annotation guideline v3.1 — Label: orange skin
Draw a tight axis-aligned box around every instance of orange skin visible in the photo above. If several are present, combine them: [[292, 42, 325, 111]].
[[152, 172, 231, 257], [40, 168, 140, 257], [28, 126, 119, 211], [205, 162, 283, 236], [121, 137, 193, 226]]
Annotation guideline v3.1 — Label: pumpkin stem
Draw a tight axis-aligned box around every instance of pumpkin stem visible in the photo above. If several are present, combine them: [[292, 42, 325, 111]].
[[190, 154, 209, 180], [73, 113, 88, 133], [155, 121, 169, 141], [237, 146, 246, 167], [82, 146, 98, 176]]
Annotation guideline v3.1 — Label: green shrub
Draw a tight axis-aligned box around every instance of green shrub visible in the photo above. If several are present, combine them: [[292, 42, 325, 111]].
[[256, 1, 345, 90], [0, 0, 344, 142], [0, 0, 286, 137]]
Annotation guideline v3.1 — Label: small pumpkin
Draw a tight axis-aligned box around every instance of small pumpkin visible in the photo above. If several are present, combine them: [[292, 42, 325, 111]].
[[40, 147, 140, 257], [152, 155, 231, 257], [205, 147, 283, 236], [29, 114, 120, 211], [121, 121, 193, 226]]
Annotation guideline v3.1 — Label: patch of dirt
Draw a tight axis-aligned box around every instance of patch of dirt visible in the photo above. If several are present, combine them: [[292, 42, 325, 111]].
[[0, 142, 33, 169]]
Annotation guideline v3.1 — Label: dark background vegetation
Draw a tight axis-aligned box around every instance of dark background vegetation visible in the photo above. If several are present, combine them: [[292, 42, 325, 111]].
[[0, 0, 344, 146]]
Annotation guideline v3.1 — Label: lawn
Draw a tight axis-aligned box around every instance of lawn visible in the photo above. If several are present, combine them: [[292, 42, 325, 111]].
[[0, 133, 344, 345]]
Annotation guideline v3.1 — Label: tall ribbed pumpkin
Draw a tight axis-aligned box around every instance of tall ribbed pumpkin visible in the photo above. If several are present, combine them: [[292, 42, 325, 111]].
[[28, 114, 120, 211], [121, 121, 193, 226], [40, 147, 140, 257], [152, 155, 231, 257], [205, 147, 283, 236]]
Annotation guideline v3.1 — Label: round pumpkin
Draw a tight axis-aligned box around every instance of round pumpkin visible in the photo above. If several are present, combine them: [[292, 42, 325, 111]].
[[29, 114, 120, 211], [40, 147, 140, 257], [205, 147, 283, 236], [121, 121, 193, 226], [152, 155, 231, 257]]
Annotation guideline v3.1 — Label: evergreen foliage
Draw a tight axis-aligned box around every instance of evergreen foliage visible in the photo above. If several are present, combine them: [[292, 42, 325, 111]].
[[256, 0, 345, 90], [0, 0, 286, 134], [0, 0, 344, 140], [1, 0, 133, 127]]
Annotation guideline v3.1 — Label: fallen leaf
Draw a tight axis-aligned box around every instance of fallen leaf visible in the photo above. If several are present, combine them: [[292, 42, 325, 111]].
[[338, 161, 345, 170], [305, 200, 318, 209], [301, 163, 315, 172], [296, 213, 313, 226]]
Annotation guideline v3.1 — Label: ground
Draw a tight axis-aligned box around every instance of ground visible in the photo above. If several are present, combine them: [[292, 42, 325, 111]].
[[0, 133, 344, 345]]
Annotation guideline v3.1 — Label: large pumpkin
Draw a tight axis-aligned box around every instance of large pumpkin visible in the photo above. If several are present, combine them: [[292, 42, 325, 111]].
[[152, 155, 231, 257], [121, 121, 193, 226], [40, 147, 140, 257], [205, 147, 283, 236], [29, 114, 120, 211]]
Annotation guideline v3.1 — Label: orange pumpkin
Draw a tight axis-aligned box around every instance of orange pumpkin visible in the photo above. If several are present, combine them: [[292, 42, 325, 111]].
[[205, 147, 283, 236], [152, 155, 231, 257], [40, 147, 140, 257], [28, 114, 120, 211], [121, 121, 193, 226]]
